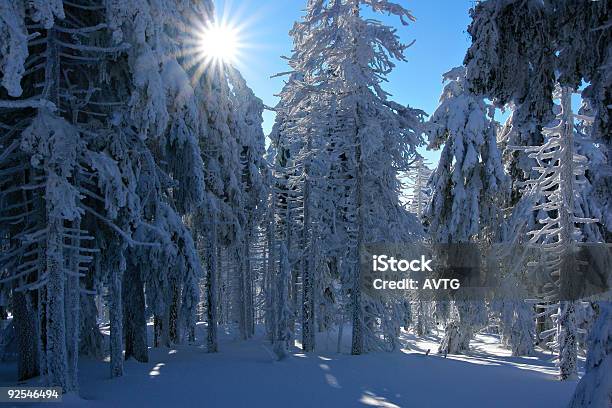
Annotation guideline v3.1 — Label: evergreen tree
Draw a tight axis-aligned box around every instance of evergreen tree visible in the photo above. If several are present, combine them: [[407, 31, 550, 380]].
[[271, 0, 424, 354], [568, 302, 612, 408], [405, 157, 432, 219], [522, 87, 599, 380], [464, 0, 611, 232], [425, 66, 508, 354]]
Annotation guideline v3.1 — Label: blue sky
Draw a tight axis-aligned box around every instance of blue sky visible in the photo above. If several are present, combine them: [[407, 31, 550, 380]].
[[215, 0, 476, 164]]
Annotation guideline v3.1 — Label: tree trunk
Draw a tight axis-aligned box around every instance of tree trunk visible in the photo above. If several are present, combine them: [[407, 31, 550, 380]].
[[46, 216, 69, 389], [351, 120, 364, 355], [109, 263, 123, 378], [169, 281, 180, 344], [245, 224, 255, 338], [558, 301, 578, 380], [238, 245, 247, 340], [302, 132, 315, 352], [154, 312, 170, 348], [13, 291, 39, 381], [64, 219, 81, 392], [43, 27, 70, 391], [535, 302, 547, 346], [80, 293, 103, 358], [285, 204, 297, 343], [265, 195, 276, 342], [557, 87, 577, 380], [154, 315, 161, 347], [273, 243, 290, 360], [38, 286, 47, 378], [122, 266, 148, 362], [205, 209, 218, 352]]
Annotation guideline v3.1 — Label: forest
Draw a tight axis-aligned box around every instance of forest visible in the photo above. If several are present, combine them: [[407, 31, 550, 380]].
[[0, 0, 610, 407]]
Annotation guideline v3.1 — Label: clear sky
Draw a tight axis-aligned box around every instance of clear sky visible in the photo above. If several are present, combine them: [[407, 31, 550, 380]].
[[214, 0, 476, 165]]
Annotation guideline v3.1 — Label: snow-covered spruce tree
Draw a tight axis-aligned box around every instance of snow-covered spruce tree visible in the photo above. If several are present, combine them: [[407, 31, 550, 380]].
[[490, 259, 536, 356], [403, 157, 434, 337], [571, 102, 608, 249], [224, 106, 257, 342], [464, 6, 610, 363], [131, 201, 201, 350], [521, 86, 601, 380], [272, 241, 292, 360], [262, 175, 284, 348], [256, 141, 290, 356], [182, 53, 234, 342], [568, 301, 612, 408], [411, 297, 434, 337], [488, 188, 540, 357], [171, 1, 267, 351], [0, 0, 145, 390], [197, 81, 241, 341], [271, 57, 350, 353], [228, 67, 269, 340], [268, 72, 305, 344], [463, 0, 555, 206], [555, 3, 611, 243], [404, 157, 432, 219], [287, 93, 322, 352], [277, 0, 425, 354], [109, 0, 211, 358], [198, 192, 219, 351], [281, 6, 377, 351], [0, 0, 222, 388], [270, 12, 333, 352], [98, 0, 221, 373], [425, 66, 509, 354], [272, 77, 335, 351], [464, 0, 611, 235], [272, 92, 349, 353]]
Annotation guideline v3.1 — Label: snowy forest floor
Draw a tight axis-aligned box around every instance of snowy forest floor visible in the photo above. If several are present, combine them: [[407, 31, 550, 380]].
[[1, 323, 582, 408]]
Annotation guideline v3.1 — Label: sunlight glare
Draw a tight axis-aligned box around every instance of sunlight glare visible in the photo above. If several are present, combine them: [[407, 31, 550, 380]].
[[178, 2, 259, 85], [197, 22, 241, 65]]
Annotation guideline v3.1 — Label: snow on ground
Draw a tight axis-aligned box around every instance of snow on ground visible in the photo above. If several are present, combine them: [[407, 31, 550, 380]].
[[1, 323, 580, 408]]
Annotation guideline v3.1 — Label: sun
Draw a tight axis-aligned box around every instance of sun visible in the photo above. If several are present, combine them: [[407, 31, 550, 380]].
[[179, 5, 256, 85], [196, 22, 241, 66]]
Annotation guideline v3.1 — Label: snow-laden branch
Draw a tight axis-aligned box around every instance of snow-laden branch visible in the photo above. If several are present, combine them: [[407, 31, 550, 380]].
[[0, 98, 56, 109]]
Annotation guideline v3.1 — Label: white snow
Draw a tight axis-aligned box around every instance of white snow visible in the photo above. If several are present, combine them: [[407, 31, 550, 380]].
[[3, 323, 580, 408]]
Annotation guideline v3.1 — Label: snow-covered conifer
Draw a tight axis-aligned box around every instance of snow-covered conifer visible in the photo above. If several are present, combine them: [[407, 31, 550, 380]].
[[568, 302, 612, 408], [425, 66, 508, 354], [271, 0, 425, 354], [404, 157, 432, 219], [522, 87, 598, 380]]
